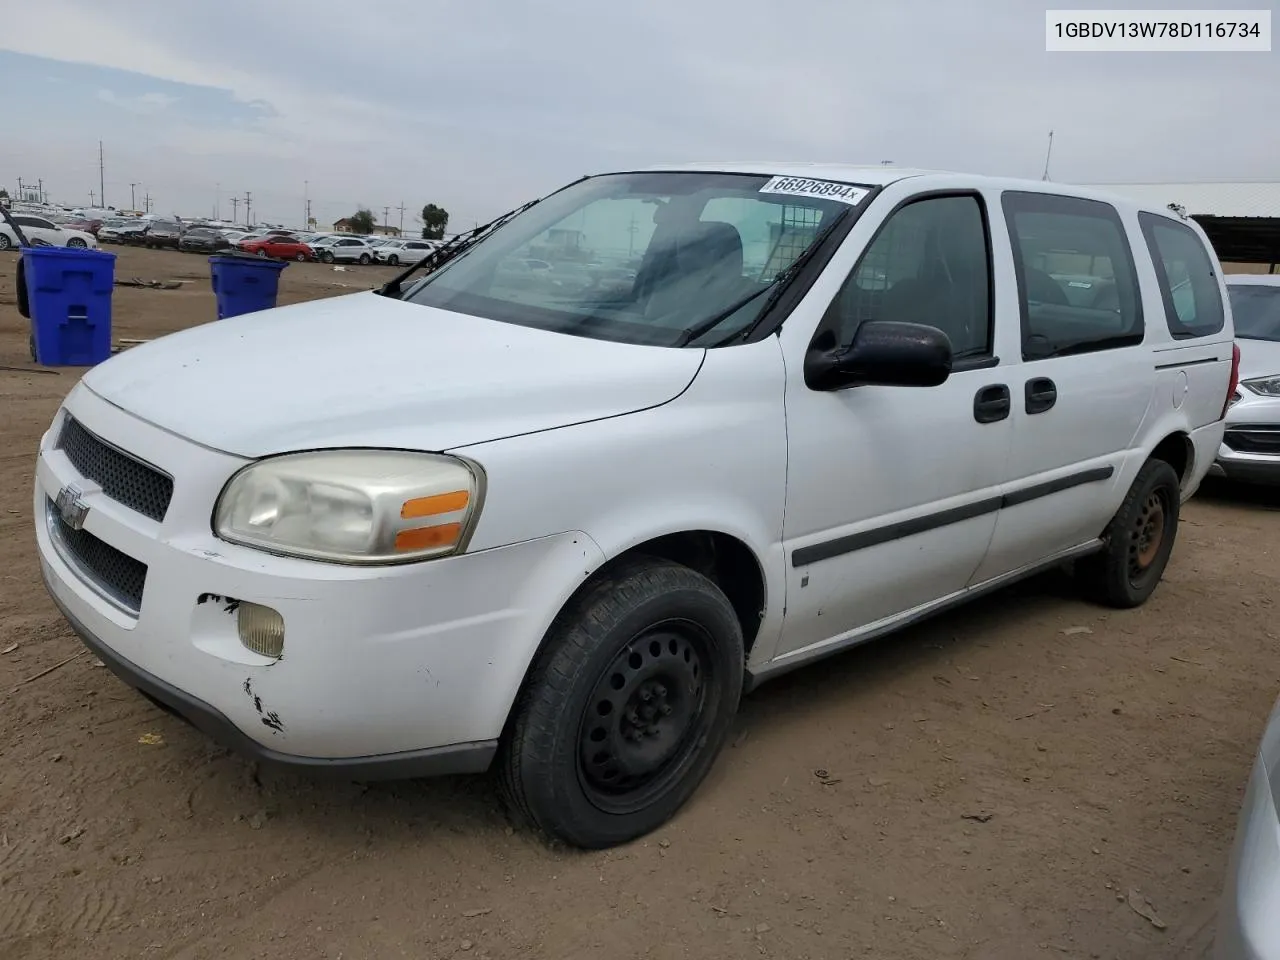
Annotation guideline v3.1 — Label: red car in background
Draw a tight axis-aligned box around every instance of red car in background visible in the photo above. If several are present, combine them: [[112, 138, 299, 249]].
[[239, 236, 313, 261]]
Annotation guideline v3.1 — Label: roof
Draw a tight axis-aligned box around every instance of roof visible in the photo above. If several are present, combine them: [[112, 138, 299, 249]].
[[1083, 181, 1280, 219], [642, 161, 942, 187], [1224, 273, 1280, 286]]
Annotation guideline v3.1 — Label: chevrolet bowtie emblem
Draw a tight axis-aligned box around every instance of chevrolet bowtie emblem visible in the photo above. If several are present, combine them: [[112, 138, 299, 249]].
[[55, 483, 89, 531]]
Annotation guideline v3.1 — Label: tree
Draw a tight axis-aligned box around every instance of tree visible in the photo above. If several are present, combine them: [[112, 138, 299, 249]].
[[347, 208, 376, 234], [421, 203, 449, 240]]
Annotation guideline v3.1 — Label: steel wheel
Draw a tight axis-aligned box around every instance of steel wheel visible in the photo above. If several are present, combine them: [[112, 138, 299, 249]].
[[1128, 489, 1168, 581], [577, 622, 711, 815]]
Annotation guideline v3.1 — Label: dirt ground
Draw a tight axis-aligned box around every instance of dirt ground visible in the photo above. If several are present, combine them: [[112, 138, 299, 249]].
[[1, 245, 1278, 960]]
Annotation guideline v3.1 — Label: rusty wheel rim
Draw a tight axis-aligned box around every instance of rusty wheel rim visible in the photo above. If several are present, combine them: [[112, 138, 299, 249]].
[[1130, 491, 1167, 577]]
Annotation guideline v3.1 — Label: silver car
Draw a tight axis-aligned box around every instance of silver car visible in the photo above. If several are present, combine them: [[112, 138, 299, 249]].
[[311, 236, 375, 265], [1211, 276, 1280, 485], [1215, 693, 1280, 958]]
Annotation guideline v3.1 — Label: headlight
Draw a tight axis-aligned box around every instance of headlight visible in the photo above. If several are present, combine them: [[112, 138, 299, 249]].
[[213, 450, 483, 564], [1242, 375, 1280, 398]]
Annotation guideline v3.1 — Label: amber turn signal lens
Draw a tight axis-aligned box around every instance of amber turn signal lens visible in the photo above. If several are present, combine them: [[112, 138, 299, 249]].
[[401, 490, 470, 519], [394, 522, 462, 552]]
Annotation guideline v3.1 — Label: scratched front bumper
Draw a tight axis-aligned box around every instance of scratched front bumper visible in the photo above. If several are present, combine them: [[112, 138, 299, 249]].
[[34, 384, 605, 768]]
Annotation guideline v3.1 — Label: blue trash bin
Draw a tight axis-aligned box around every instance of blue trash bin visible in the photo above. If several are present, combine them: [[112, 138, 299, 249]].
[[209, 255, 288, 320], [23, 245, 117, 366]]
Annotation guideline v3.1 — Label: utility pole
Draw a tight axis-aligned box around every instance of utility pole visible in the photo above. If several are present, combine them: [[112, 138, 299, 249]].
[[89, 190, 96, 206], [304, 180, 310, 230], [129, 182, 138, 211], [16, 177, 23, 202], [383, 205, 391, 232], [1041, 130, 1055, 181], [397, 202, 406, 235], [243, 191, 252, 228], [98, 141, 105, 208], [143, 191, 152, 213], [37, 179, 44, 204], [215, 182, 220, 220], [230, 197, 240, 223]]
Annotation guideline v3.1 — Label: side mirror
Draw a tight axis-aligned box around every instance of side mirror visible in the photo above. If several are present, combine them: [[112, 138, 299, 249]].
[[805, 320, 953, 391]]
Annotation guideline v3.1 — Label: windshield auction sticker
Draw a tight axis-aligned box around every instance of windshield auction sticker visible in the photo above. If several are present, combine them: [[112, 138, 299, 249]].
[[759, 177, 870, 205]]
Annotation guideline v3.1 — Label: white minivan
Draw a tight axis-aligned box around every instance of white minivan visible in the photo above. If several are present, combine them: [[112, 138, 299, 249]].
[[33, 164, 1237, 848]]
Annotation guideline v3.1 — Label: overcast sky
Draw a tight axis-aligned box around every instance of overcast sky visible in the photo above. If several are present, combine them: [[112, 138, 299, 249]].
[[1, 0, 1276, 230]]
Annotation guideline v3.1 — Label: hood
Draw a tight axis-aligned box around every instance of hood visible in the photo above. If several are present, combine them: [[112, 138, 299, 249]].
[[82, 292, 704, 457], [1238, 337, 1280, 381]]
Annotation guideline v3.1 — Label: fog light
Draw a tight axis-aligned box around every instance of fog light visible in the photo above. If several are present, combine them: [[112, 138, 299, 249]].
[[237, 602, 285, 659]]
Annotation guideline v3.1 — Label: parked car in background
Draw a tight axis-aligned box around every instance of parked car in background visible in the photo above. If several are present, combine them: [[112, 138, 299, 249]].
[[142, 220, 183, 249], [375, 238, 438, 265], [118, 221, 153, 245], [0, 214, 99, 250], [1211, 275, 1280, 486], [98, 219, 139, 243], [219, 230, 252, 244], [1214, 690, 1280, 959], [178, 228, 233, 255], [65, 218, 103, 237], [311, 235, 375, 264], [239, 235, 313, 261]]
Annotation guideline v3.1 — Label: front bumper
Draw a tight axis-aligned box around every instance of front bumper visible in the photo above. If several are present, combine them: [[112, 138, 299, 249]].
[[1213, 395, 1280, 485], [36, 385, 606, 775], [1215, 752, 1280, 959]]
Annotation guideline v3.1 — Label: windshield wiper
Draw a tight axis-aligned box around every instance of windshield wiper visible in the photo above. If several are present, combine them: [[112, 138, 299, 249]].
[[698, 210, 852, 348], [670, 283, 778, 347], [377, 176, 588, 299]]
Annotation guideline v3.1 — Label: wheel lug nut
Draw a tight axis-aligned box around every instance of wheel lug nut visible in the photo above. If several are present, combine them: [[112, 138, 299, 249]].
[[640, 689, 652, 702], [654, 684, 666, 698], [659, 704, 672, 716]]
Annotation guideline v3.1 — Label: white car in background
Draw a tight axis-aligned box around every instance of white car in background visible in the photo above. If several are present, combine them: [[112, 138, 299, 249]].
[[1212, 275, 1280, 485], [375, 238, 439, 265], [0, 214, 99, 251], [310, 236, 375, 264]]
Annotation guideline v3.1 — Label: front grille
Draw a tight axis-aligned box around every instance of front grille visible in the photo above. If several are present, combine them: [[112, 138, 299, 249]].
[[1224, 425, 1280, 456], [47, 499, 148, 613], [56, 416, 174, 522]]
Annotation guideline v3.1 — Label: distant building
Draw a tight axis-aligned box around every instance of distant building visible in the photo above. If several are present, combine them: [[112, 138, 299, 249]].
[[332, 219, 400, 237]]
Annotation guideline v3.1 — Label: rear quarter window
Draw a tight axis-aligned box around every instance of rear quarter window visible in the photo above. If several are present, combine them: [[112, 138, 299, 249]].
[[1137, 212, 1225, 339]]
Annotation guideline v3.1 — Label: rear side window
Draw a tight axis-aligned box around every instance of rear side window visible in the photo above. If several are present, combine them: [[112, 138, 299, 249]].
[[1138, 212, 1225, 338], [1002, 191, 1143, 360]]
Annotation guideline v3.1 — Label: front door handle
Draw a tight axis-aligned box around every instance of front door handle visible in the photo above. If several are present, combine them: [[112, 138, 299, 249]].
[[1025, 377, 1057, 415], [973, 384, 1011, 424]]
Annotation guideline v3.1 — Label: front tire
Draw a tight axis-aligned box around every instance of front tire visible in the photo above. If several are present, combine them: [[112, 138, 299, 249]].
[[1076, 458, 1180, 608], [67, 237, 87, 248], [0, 233, 11, 251], [359, 253, 372, 265], [388, 255, 400, 265], [321, 251, 334, 264], [500, 557, 744, 849]]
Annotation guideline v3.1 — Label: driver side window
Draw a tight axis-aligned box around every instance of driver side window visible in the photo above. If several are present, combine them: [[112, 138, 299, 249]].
[[827, 194, 993, 358]]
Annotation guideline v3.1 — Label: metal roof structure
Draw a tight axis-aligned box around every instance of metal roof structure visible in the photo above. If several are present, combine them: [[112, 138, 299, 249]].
[[1085, 181, 1280, 219], [1085, 180, 1280, 266]]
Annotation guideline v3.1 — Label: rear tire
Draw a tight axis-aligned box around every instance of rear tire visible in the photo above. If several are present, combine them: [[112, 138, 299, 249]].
[[321, 251, 334, 264], [1076, 459, 1180, 608], [359, 253, 372, 265], [0, 233, 11, 251], [499, 557, 744, 849]]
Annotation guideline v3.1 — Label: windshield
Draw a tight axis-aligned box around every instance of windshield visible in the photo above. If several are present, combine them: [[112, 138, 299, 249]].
[[402, 171, 865, 347], [1228, 283, 1280, 342]]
